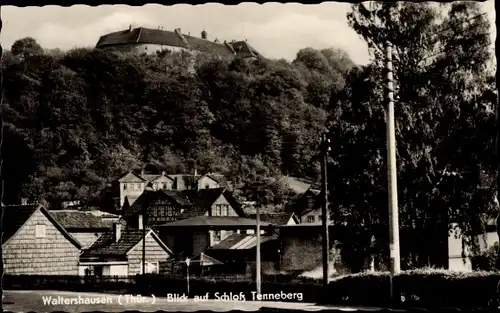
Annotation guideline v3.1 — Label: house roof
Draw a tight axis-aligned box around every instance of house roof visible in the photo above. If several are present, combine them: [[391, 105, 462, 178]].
[[179, 188, 227, 218], [96, 27, 261, 58], [156, 216, 272, 228], [48, 210, 112, 231], [123, 187, 245, 219], [278, 176, 312, 194], [2, 204, 82, 249], [80, 229, 172, 258], [189, 252, 224, 266], [248, 213, 297, 225], [124, 189, 192, 218], [230, 41, 261, 58], [209, 234, 278, 250]]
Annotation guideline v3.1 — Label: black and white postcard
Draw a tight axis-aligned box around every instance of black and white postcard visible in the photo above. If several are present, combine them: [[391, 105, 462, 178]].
[[0, 1, 498, 312]]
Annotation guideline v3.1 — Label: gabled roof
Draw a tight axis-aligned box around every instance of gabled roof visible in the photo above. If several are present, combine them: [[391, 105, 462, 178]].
[[118, 171, 146, 183], [248, 213, 298, 225], [179, 188, 227, 218], [209, 234, 278, 250], [230, 41, 261, 58], [80, 229, 172, 258], [2, 204, 82, 249], [49, 210, 112, 231], [156, 216, 272, 228], [123, 189, 192, 218], [123, 188, 245, 219], [189, 252, 224, 266]]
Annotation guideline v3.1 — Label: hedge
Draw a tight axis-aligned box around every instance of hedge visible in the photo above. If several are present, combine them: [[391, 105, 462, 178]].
[[320, 269, 500, 309]]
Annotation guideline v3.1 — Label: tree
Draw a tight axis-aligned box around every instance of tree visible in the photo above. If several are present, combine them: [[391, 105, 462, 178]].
[[330, 2, 496, 270], [11, 37, 44, 60]]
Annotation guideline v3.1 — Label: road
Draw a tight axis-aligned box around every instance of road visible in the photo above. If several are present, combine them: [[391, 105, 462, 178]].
[[2, 290, 385, 312]]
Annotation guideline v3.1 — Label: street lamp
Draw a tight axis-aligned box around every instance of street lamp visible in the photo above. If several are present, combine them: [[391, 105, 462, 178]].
[[185, 257, 191, 296]]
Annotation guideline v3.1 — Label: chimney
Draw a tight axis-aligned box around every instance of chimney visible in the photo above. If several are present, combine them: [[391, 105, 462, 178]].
[[194, 166, 198, 176], [141, 169, 145, 177], [113, 222, 122, 242], [201, 30, 207, 40], [138, 214, 144, 230], [161, 171, 166, 176], [129, 24, 132, 31]]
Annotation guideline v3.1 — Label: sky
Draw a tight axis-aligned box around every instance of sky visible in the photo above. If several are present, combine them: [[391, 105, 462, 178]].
[[0, 1, 496, 66]]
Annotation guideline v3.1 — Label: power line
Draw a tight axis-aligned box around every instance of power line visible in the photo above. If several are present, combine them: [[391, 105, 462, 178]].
[[419, 38, 493, 68], [421, 12, 488, 48]]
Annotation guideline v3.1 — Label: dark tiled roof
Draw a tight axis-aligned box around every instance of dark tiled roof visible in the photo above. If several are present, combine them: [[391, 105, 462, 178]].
[[2, 204, 41, 243], [2, 204, 81, 248], [81, 229, 172, 257], [123, 188, 245, 219], [179, 188, 226, 218], [184, 35, 235, 57], [162, 190, 192, 206], [210, 234, 277, 250], [124, 189, 193, 218], [49, 210, 112, 231], [230, 41, 260, 58], [96, 27, 262, 59], [156, 216, 272, 228], [248, 213, 296, 225]]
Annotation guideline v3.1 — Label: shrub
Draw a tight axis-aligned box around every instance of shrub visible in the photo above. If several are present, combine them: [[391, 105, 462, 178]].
[[472, 242, 499, 271], [320, 269, 500, 309]]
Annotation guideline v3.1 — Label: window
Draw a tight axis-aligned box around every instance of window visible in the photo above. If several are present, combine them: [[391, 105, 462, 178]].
[[307, 216, 315, 223], [136, 183, 141, 190], [214, 204, 229, 216], [205, 184, 210, 189], [35, 224, 46, 238], [213, 231, 222, 244], [319, 215, 323, 222], [123, 184, 128, 190], [139, 262, 158, 274]]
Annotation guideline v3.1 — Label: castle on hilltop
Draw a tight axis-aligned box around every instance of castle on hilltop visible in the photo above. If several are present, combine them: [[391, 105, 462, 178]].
[[96, 26, 262, 59]]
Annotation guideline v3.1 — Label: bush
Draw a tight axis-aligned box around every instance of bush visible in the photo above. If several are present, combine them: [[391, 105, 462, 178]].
[[320, 269, 500, 309], [472, 242, 499, 271]]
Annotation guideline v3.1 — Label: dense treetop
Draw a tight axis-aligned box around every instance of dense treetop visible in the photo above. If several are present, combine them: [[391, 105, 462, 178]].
[[1, 38, 352, 207]]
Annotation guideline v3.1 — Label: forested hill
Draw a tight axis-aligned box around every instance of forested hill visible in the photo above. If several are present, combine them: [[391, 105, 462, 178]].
[[1, 38, 356, 206]]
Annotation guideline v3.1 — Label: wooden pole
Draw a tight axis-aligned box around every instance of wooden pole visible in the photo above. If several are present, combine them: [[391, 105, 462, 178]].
[[385, 41, 401, 300], [256, 203, 261, 295], [321, 133, 330, 287], [142, 213, 146, 275]]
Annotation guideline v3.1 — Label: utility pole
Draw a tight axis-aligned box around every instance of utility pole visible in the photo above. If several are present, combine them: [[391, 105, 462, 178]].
[[321, 133, 330, 287], [385, 41, 401, 299], [142, 210, 146, 276], [256, 202, 261, 295]]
